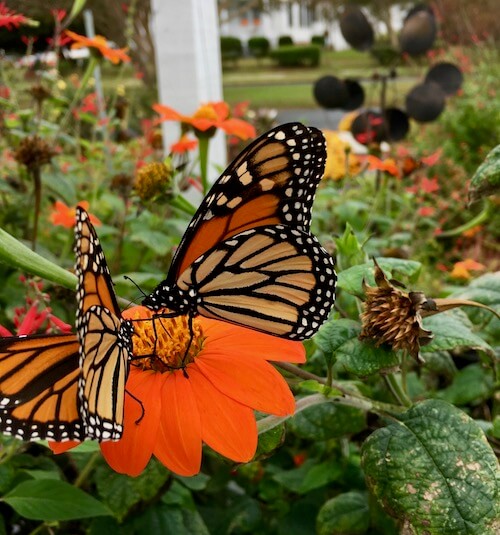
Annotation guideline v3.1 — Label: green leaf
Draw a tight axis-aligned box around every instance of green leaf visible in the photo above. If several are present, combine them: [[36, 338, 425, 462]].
[[316, 491, 370, 535], [334, 223, 367, 269], [95, 460, 170, 522], [130, 229, 173, 256], [42, 170, 76, 205], [254, 423, 285, 458], [436, 364, 494, 405], [2, 480, 110, 521], [288, 401, 366, 440], [273, 459, 343, 494], [316, 318, 399, 375], [131, 504, 209, 535], [0, 228, 76, 290], [422, 310, 494, 357], [22, 469, 61, 480], [469, 144, 500, 201], [362, 399, 499, 535], [449, 272, 500, 328], [175, 473, 210, 492], [338, 258, 422, 297]]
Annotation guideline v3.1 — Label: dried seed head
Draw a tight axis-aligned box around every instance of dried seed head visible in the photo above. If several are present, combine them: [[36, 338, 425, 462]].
[[359, 260, 433, 363], [28, 84, 52, 105], [110, 172, 134, 198], [134, 161, 173, 201], [14, 135, 56, 171]]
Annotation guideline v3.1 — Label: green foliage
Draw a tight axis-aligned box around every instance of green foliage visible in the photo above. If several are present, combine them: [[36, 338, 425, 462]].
[[220, 36, 243, 62], [311, 35, 326, 47], [269, 45, 321, 68], [277, 35, 294, 47], [248, 37, 270, 58], [369, 38, 400, 66], [0, 13, 498, 534], [469, 144, 500, 202], [362, 400, 499, 535]]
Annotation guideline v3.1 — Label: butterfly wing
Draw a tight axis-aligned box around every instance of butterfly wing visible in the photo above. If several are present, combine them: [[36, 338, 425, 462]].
[[74, 207, 132, 440], [0, 334, 83, 441], [175, 225, 336, 340], [168, 123, 326, 282]]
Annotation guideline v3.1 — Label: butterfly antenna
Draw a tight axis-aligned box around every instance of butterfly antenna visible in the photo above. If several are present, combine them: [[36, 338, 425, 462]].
[[123, 275, 147, 298]]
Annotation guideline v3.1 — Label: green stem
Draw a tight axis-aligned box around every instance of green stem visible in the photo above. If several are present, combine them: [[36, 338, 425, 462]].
[[197, 136, 210, 196], [437, 199, 492, 238], [57, 56, 99, 136], [74, 451, 100, 488], [170, 194, 197, 217], [385, 373, 412, 408], [257, 393, 404, 434], [31, 167, 42, 251]]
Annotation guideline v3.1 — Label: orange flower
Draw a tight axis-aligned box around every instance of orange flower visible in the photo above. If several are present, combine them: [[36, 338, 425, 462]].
[[450, 258, 486, 280], [65, 30, 130, 64], [153, 101, 256, 140], [365, 155, 399, 177], [170, 134, 198, 154], [49, 307, 304, 477], [49, 200, 101, 228]]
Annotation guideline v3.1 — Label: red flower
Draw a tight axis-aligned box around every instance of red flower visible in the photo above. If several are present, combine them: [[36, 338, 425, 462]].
[[420, 176, 439, 194], [0, 3, 33, 30], [51, 9, 66, 22], [153, 101, 256, 140], [418, 206, 435, 217], [421, 149, 441, 167], [170, 134, 198, 154], [0, 301, 71, 337], [50, 307, 305, 477], [49, 200, 101, 228]]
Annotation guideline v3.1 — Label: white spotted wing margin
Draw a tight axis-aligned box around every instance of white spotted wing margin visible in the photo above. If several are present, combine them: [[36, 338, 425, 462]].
[[176, 225, 336, 340], [74, 207, 133, 441]]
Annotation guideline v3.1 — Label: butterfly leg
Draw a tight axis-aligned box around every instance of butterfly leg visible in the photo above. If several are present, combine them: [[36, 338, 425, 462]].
[[125, 388, 145, 425]]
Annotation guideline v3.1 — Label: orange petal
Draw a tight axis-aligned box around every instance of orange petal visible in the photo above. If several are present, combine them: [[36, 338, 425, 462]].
[[48, 440, 80, 454], [200, 318, 306, 363], [153, 371, 202, 476], [219, 118, 256, 140], [196, 351, 295, 416], [189, 117, 217, 131], [188, 365, 257, 462], [100, 368, 163, 477], [211, 101, 230, 121], [152, 103, 183, 122]]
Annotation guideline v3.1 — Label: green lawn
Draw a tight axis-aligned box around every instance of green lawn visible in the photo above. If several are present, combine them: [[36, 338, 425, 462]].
[[222, 49, 422, 109]]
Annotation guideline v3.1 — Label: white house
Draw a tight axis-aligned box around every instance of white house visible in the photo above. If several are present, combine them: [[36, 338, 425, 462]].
[[219, 1, 405, 50]]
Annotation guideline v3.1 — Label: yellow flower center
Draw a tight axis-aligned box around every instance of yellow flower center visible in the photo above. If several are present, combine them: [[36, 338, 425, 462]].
[[192, 104, 218, 121], [131, 315, 205, 372]]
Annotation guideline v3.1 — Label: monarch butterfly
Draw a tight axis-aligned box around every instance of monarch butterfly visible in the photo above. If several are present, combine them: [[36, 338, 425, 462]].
[[0, 208, 132, 442], [143, 122, 337, 340], [74, 207, 133, 440]]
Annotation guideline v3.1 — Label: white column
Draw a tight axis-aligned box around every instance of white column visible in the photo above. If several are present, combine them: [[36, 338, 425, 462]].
[[150, 0, 226, 182]]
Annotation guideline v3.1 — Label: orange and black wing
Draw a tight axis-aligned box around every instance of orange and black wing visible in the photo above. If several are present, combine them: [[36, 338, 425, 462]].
[[175, 225, 336, 340], [168, 123, 326, 282], [0, 334, 83, 441], [74, 207, 133, 440]]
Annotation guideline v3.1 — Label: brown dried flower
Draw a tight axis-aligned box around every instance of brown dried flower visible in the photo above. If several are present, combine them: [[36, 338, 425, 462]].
[[14, 135, 56, 171], [110, 172, 134, 199], [359, 260, 434, 363], [28, 84, 52, 105]]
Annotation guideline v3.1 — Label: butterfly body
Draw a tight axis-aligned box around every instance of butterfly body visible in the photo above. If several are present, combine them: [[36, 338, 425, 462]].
[[142, 122, 336, 340]]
